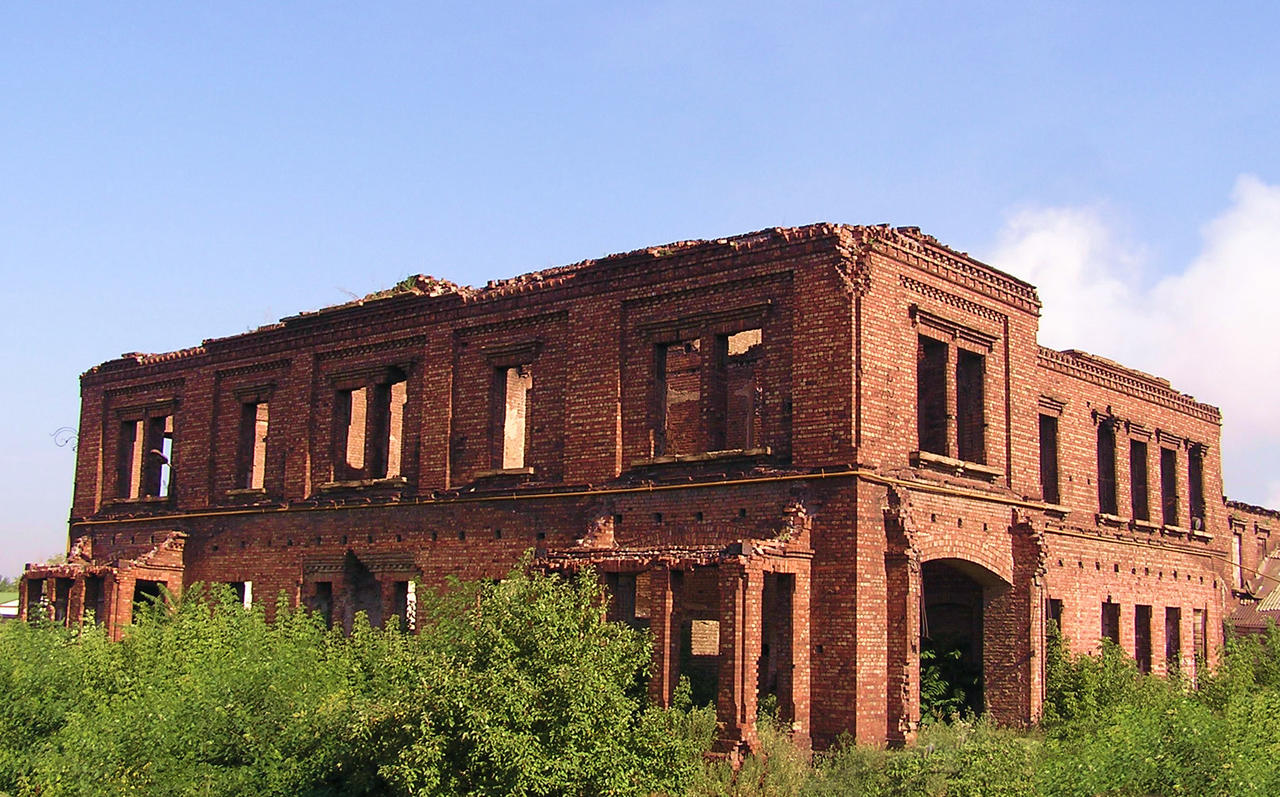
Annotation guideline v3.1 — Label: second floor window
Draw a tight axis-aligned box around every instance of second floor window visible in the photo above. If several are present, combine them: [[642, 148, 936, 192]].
[[236, 400, 269, 490], [654, 326, 763, 457], [1130, 439, 1150, 521], [1096, 420, 1118, 515], [916, 332, 987, 464], [1160, 447, 1178, 526], [494, 365, 533, 469], [333, 369, 407, 481], [116, 408, 174, 500]]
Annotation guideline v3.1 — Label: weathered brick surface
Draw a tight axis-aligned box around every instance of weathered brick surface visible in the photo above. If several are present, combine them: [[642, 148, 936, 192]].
[[22, 223, 1270, 752]]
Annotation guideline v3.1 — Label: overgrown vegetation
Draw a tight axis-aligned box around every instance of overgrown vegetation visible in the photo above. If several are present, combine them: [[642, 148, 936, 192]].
[[0, 567, 713, 796], [5, 579, 1280, 795], [693, 623, 1280, 796]]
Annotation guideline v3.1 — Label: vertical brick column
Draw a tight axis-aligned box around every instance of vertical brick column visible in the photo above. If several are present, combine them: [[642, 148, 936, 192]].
[[648, 567, 682, 707], [563, 301, 622, 484], [854, 480, 888, 744], [68, 578, 86, 627], [178, 370, 216, 510], [416, 333, 453, 489], [885, 551, 921, 744], [943, 343, 957, 458], [786, 568, 812, 750], [716, 561, 762, 757], [283, 353, 316, 499], [72, 386, 106, 517]]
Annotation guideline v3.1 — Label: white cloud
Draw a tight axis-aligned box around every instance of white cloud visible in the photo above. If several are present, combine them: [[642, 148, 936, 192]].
[[986, 175, 1280, 508]]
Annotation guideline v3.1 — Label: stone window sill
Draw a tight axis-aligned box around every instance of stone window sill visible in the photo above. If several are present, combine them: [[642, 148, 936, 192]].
[[630, 446, 772, 469], [103, 495, 173, 506], [472, 467, 536, 479], [1162, 524, 1189, 538], [225, 487, 267, 497], [910, 450, 1002, 482], [318, 476, 409, 491], [1096, 512, 1125, 527], [1132, 519, 1161, 533], [1042, 502, 1069, 519]]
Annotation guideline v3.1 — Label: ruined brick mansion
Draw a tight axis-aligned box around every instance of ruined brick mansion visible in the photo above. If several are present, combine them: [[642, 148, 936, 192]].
[[20, 224, 1279, 753]]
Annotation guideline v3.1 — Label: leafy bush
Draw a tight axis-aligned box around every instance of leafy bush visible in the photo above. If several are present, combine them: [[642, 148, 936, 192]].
[[0, 565, 713, 796]]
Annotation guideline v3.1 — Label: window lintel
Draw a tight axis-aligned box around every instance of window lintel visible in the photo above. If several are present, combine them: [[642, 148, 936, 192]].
[[908, 305, 996, 351], [115, 399, 178, 421], [482, 340, 542, 368], [638, 301, 771, 341]]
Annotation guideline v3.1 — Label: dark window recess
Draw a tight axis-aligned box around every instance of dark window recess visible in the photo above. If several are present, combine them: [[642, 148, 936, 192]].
[[236, 401, 269, 490], [1039, 414, 1060, 504], [1165, 607, 1182, 672], [1161, 447, 1179, 525], [1130, 439, 1150, 521], [53, 578, 72, 623], [1047, 598, 1064, 630], [1193, 608, 1207, 663], [132, 580, 164, 615], [1189, 446, 1206, 527], [1101, 600, 1120, 644], [25, 579, 46, 621], [1135, 605, 1152, 673], [1097, 422, 1118, 515], [308, 582, 334, 627], [391, 581, 412, 631], [916, 335, 948, 457], [605, 572, 642, 629], [83, 576, 104, 624], [955, 348, 986, 464]]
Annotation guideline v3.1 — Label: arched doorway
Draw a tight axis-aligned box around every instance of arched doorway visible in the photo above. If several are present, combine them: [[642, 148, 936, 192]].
[[920, 558, 1010, 719]]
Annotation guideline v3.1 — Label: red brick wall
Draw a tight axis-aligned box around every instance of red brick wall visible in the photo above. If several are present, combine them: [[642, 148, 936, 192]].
[[51, 223, 1260, 749]]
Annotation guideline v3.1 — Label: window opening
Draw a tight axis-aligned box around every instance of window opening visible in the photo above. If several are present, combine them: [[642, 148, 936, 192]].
[[386, 380, 407, 477], [308, 582, 334, 627], [391, 580, 416, 631], [1130, 439, 1149, 521], [1101, 600, 1120, 645], [1232, 533, 1244, 589], [237, 401, 269, 489], [1189, 446, 1205, 528], [1039, 414, 1060, 504], [116, 411, 175, 499], [334, 370, 407, 480], [495, 365, 533, 469], [227, 581, 252, 608], [1097, 422, 1118, 515], [955, 348, 985, 463], [1193, 608, 1207, 664], [1135, 605, 1152, 673], [719, 328, 762, 451], [657, 339, 701, 456], [1047, 598, 1063, 630], [1165, 607, 1182, 672], [53, 578, 72, 623], [1160, 447, 1178, 525], [916, 335, 948, 456]]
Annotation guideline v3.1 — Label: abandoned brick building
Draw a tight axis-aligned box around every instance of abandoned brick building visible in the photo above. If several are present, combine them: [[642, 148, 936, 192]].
[[21, 223, 1278, 754]]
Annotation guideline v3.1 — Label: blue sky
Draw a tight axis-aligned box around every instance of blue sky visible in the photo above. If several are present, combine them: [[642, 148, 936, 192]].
[[2, 1, 1278, 577]]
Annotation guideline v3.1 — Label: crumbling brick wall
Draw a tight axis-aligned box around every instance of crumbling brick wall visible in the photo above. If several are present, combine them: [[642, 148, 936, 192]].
[[27, 223, 1261, 751]]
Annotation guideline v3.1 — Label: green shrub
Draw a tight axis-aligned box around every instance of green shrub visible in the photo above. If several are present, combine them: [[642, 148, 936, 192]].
[[0, 565, 714, 796]]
